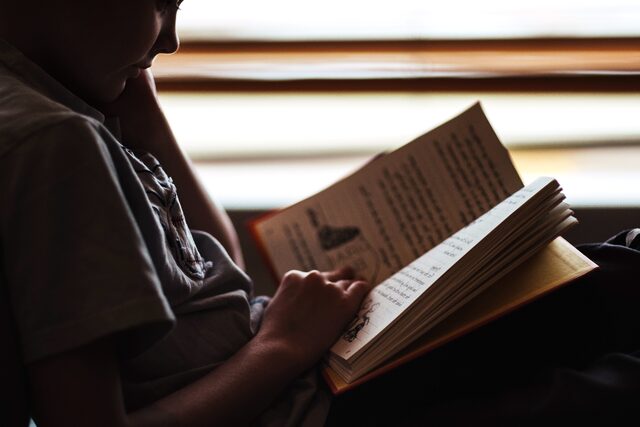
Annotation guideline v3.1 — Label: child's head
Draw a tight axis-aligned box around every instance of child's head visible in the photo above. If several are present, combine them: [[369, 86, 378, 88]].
[[0, 0, 181, 104]]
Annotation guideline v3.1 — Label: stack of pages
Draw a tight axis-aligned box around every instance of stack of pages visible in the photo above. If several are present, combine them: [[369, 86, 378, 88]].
[[250, 103, 596, 393]]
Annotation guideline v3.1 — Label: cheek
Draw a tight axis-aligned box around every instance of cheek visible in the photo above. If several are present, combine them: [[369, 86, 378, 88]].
[[43, 2, 163, 103], [104, 19, 162, 69]]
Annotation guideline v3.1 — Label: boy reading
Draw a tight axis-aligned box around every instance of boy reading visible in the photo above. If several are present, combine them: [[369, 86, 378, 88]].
[[2, 1, 639, 426], [0, 1, 370, 425]]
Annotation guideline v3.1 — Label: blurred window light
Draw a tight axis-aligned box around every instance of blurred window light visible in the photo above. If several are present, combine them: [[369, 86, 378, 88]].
[[156, 93, 640, 209], [177, 0, 640, 41], [161, 1, 640, 209], [158, 93, 640, 159]]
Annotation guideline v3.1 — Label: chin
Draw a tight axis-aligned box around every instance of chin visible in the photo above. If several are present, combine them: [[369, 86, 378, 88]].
[[89, 80, 128, 105]]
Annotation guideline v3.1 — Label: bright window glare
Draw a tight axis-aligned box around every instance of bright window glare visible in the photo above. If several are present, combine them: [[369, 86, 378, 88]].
[[155, 92, 640, 209], [177, 0, 640, 41], [166, 1, 640, 208], [192, 149, 640, 210], [158, 93, 640, 158]]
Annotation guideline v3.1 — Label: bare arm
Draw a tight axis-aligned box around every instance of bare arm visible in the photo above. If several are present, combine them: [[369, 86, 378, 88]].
[[98, 71, 244, 268], [29, 268, 370, 427]]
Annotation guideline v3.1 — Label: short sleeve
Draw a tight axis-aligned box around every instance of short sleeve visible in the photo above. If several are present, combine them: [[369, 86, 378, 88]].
[[0, 117, 175, 363]]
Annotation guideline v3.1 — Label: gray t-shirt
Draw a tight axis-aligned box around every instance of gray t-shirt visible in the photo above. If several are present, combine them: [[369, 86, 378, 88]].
[[0, 39, 329, 426]]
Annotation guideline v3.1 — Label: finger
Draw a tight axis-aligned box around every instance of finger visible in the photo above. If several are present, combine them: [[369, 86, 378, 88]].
[[279, 270, 307, 290], [281, 269, 305, 283], [324, 266, 355, 282], [345, 280, 371, 301], [334, 279, 354, 291]]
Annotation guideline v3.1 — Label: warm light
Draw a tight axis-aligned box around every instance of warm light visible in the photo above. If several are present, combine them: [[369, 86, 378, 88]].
[[158, 93, 640, 158], [155, 93, 640, 209], [177, 0, 640, 41]]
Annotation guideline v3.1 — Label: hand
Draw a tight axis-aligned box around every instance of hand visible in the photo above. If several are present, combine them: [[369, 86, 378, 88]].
[[258, 266, 371, 370], [99, 69, 246, 266], [97, 69, 163, 148], [98, 68, 158, 114]]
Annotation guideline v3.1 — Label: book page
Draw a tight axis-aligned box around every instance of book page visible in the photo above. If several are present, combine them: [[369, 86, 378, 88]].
[[253, 103, 523, 285], [323, 238, 597, 394], [330, 177, 556, 360]]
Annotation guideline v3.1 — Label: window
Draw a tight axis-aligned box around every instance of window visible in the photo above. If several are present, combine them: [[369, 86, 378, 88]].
[[176, 0, 640, 41], [153, 1, 640, 209]]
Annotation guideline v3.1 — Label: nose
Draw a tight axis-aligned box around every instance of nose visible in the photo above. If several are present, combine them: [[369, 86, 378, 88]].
[[154, 15, 180, 56]]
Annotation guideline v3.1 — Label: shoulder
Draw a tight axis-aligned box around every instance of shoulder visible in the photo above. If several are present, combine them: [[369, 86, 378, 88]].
[[0, 71, 107, 159]]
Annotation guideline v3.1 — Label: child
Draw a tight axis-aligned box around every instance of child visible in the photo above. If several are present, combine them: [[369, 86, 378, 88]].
[[3, 1, 640, 426], [0, 1, 370, 426]]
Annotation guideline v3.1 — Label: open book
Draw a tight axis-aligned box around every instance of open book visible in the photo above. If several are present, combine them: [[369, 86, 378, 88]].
[[249, 103, 597, 393]]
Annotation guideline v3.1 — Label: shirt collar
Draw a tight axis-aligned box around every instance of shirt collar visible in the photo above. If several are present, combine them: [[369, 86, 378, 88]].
[[0, 38, 105, 124]]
